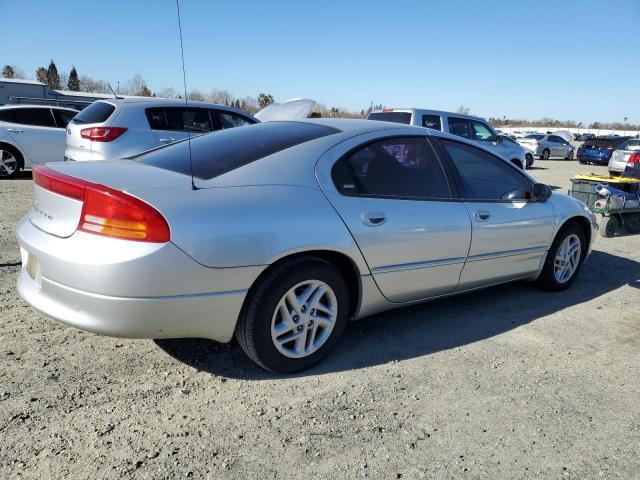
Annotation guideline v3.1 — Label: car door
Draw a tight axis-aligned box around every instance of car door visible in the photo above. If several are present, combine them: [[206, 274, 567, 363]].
[[548, 136, 562, 157], [438, 138, 555, 290], [319, 134, 472, 303], [5, 108, 66, 164], [146, 107, 214, 146]]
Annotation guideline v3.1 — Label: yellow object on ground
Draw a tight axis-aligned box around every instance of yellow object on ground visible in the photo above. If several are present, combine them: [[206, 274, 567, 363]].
[[573, 174, 640, 184]]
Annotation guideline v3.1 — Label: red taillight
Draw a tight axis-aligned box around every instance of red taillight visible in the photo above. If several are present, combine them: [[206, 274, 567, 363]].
[[32, 166, 170, 243], [627, 153, 640, 167], [80, 126, 127, 142], [382, 108, 394, 112], [607, 144, 614, 150]]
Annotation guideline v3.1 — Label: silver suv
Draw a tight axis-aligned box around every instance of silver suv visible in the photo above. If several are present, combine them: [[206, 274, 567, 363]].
[[65, 99, 258, 161], [367, 108, 528, 169]]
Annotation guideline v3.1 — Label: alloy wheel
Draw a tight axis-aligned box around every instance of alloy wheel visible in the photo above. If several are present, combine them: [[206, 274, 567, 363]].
[[0, 150, 18, 177], [270, 280, 337, 359], [554, 234, 581, 283]]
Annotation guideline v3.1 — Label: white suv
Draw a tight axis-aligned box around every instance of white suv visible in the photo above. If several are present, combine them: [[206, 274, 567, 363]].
[[0, 105, 78, 178], [367, 108, 528, 169], [65, 99, 258, 161]]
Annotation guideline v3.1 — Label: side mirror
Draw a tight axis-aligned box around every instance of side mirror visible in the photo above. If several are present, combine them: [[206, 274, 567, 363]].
[[495, 135, 503, 143], [533, 183, 552, 201]]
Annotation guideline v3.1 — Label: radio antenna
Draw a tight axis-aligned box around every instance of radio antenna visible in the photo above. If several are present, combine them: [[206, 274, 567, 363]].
[[176, 0, 197, 190]]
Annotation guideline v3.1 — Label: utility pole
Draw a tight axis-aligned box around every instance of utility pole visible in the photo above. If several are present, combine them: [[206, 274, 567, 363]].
[[116, 81, 120, 94]]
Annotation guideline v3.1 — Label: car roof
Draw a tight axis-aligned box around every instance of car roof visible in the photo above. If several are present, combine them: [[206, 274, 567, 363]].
[[94, 98, 254, 116], [369, 108, 489, 123], [0, 104, 78, 112]]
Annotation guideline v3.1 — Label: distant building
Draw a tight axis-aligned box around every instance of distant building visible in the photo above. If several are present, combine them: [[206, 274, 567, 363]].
[[0, 77, 145, 110]]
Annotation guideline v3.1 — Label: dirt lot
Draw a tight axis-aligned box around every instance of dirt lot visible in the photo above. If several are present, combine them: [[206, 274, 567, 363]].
[[1, 159, 638, 479]]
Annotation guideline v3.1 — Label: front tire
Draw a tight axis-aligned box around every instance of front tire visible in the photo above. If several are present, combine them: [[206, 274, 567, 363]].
[[525, 153, 533, 169], [541, 148, 551, 160], [236, 257, 349, 373], [0, 145, 22, 179], [536, 222, 585, 291]]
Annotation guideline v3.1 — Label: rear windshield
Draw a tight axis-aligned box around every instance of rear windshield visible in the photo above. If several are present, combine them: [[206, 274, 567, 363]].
[[72, 101, 116, 124], [367, 112, 412, 125], [137, 122, 339, 180], [525, 134, 544, 140], [584, 137, 629, 148]]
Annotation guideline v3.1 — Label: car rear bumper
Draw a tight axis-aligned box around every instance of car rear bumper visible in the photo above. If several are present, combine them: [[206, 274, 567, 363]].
[[16, 217, 264, 342]]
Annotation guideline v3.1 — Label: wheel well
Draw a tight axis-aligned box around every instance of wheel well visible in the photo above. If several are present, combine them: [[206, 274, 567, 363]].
[[244, 250, 361, 320], [0, 141, 24, 169], [562, 216, 592, 254]]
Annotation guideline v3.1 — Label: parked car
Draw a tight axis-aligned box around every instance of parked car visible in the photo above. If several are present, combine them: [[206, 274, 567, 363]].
[[608, 138, 640, 175], [0, 105, 78, 178], [500, 135, 535, 168], [581, 133, 596, 141], [65, 99, 258, 161], [577, 136, 632, 165], [367, 108, 527, 169], [517, 134, 574, 160], [17, 119, 597, 373]]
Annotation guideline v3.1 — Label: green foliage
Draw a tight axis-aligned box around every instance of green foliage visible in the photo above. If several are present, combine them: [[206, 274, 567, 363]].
[[46, 59, 61, 89], [67, 66, 80, 91], [2, 65, 14, 78], [257, 93, 274, 109], [35, 67, 48, 84]]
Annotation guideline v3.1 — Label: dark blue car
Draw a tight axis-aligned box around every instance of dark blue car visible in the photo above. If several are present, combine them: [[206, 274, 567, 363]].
[[577, 136, 632, 165]]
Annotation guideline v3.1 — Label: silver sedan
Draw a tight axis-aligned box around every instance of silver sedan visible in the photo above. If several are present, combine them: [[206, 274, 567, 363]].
[[518, 134, 574, 160], [17, 119, 597, 373]]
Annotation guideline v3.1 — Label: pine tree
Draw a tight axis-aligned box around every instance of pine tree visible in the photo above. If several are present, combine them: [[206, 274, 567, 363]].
[[67, 66, 80, 91], [235, 99, 240, 109], [2, 65, 15, 78], [46, 59, 61, 89], [36, 67, 48, 84]]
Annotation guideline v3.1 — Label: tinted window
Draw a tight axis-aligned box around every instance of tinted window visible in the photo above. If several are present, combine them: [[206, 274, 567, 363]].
[[72, 102, 116, 124], [422, 115, 442, 130], [332, 137, 451, 199], [146, 108, 213, 133], [471, 121, 497, 142], [620, 139, 640, 150], [525, 134, 544, 140], [52, 109, 76, 128], [0, 109, 16, 123], [367, 112, 412, 124], [448, 117, 472, 139], [549, 135, 564, 143], [138, 122, 339, 180], [13, 108, 56, 127], [218, 111, 255, 129], [441, 139, 531, 201]]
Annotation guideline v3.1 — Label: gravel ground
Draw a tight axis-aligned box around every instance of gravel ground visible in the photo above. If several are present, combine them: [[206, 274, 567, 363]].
[[1, 160, 639, 479]]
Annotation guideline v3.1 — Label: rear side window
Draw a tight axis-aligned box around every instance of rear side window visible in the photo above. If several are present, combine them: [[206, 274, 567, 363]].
[[422, 115, 442, 130], [526, 134, 544, 140], [332, 137, 451, 199], [146, 108, 213, 133], [448, 117, 472, 139], [549, 135, 564, 143], [217, 111, 255, 129], [0, 109, 16, 123], [72, 102, 116, 124], [367, 112, 412, 124], [52, 109, 77, 128], [138, 122, 339, 180], [13, 108, 56, 127], [441, 139, 531, 201]]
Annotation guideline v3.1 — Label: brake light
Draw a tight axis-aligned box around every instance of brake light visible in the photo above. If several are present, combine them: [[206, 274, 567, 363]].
[[627, 153, 640, 167], [607, 144, 614, 150], [382, 108, 394, 112], [80, 126, 127, 142], [32, 166, 169, 243]]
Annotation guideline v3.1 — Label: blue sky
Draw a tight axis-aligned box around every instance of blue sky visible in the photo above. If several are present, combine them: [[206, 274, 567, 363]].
[[1, 0, 638, 124]]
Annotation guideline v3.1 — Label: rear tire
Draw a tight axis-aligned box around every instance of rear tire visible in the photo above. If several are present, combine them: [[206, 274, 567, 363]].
[[565, 150, 574, 160], [536, 222, 585, 291], [541, 148, 550, 160], [0, 145, 23, 179], [236, 257, 349, 373]]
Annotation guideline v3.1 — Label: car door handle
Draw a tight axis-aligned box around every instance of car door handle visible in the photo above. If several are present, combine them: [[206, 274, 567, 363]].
[[159, 137, 175, 143], [361, 211, 387, 227], [473, 210, 491, 221], [7, 128, 23, 133]]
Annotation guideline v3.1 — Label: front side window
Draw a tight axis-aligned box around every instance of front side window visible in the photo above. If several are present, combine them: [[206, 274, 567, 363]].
[[332, 137, 451, 199], [13, 108, 56, 127], [218, 111, 255, 129], [441, 139, 531, 201], [52, 109, 76, 128], [448, 117, 472, 139], [422, 115, 442, 130], [471, 121, 497, 142], [549, 135, 562, 143]]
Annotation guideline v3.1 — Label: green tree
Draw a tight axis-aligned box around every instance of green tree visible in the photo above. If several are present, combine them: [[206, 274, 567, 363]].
[[2, 65, 15, 78], [257, 93, 274, 109], [46, 59, 61, 89], [36, 67, 48, 84], [67, 66, 80, 91]]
